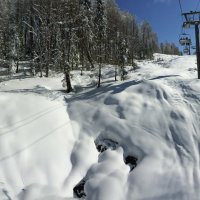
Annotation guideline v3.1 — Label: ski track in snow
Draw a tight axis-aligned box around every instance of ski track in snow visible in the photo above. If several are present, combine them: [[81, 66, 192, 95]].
[[0, 54, 200, 200]]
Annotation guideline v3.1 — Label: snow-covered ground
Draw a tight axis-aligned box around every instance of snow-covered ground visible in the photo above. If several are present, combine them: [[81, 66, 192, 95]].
[[0, 54, 199, 200]]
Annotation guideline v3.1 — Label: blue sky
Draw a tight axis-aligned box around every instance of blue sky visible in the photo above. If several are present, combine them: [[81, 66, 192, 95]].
[[116, 0, 199, 50]]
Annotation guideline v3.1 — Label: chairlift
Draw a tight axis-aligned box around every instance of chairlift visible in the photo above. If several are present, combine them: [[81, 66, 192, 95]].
[[192, 46, 196, 50], [183, 22, 190, 29], [179, 33, 192, 46], [183, 47, 189, 54]]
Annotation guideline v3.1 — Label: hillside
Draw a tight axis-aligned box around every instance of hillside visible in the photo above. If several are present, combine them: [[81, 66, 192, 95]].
[[0, 54, 200, 200]]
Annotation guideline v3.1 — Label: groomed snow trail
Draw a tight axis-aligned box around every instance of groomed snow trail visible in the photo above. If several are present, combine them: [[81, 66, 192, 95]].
[[0, 54, 199, 200]]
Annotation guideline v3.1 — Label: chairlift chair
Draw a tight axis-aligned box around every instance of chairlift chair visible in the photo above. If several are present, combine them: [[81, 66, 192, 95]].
[[179, 33, 192, 46], [183, 47, 189, 54], [183, 22, 190, 29]]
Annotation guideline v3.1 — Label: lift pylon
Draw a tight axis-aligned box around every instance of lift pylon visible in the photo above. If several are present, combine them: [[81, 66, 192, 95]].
[[182, 11, 200, 79]]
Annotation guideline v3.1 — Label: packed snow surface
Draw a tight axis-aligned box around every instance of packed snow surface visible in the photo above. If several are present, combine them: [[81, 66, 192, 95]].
[[0, 54, 200, 200]]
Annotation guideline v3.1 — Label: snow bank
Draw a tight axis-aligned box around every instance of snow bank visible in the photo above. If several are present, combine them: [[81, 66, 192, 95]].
[[0, 79, 97, 199], [68, 78, 200, 199]]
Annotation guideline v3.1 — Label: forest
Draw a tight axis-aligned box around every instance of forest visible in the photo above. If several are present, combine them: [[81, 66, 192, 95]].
[[0, 1, 199, 199], [0, 0, 180, 91]]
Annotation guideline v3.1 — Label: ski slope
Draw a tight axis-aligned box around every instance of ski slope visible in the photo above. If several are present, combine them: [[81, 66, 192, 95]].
[[0, 54, 200, 200]]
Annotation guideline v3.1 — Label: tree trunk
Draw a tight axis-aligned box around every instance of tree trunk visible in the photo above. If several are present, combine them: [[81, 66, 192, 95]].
[[16, 60, 19, 73], [83, 43, 95, 69], [97, 63, 101, 88], [97, 42, 102, 88], [65, 70, 73, 93], [45, 64, 49, 77], [40, 63, 43, 77], [115, 65, 117, 81]]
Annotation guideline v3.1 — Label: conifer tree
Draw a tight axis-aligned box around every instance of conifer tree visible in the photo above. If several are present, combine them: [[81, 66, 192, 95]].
[[94, 0, 106, 87]]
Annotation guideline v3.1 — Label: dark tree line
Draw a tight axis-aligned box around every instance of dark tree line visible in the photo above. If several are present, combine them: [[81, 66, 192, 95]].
[[160, 42, 181, 55], [0, 0, 180, 91]]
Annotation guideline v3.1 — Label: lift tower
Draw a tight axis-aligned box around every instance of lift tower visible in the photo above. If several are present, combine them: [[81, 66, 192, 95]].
[[182, 11, 200, 79]]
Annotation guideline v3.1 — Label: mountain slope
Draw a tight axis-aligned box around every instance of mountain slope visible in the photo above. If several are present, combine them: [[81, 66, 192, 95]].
[[0, 54, 199, 200]]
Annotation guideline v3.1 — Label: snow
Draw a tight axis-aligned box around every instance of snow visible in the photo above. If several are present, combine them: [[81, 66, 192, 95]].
[[0, 54, 200, 200]]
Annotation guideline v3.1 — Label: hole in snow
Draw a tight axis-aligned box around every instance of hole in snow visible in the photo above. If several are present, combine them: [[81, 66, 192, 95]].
[[73, 179, 86, 198], [95, 138, 138, 171], [73, 138, 138, 198], [124, 155, 138, 171]]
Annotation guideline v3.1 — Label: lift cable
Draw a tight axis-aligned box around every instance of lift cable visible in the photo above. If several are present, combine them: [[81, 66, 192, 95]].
[[178, 0, 185, 33], [178, 0, 184, 33], [178, 0, 183, 14], [195, 0, 200, 12]]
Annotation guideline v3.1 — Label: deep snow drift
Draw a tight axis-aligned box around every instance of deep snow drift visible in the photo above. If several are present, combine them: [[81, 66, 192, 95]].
[[0, 54, 200, 200]]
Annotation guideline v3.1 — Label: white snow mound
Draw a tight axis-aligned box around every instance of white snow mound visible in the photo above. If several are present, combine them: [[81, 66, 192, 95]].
[[0, 54, 200, 200]]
